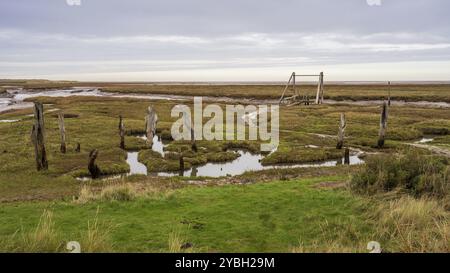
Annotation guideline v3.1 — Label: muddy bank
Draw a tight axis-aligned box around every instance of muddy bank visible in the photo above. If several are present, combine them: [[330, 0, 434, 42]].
[[1, 87, 450, 114]]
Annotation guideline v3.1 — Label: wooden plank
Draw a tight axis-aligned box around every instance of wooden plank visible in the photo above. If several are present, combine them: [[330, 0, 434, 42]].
[[279, 72, 294, 104]]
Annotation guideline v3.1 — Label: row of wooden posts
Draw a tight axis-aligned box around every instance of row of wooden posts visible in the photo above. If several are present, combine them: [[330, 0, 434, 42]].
[[31, 103, 160, 178], [336, 100, 389, 159], [31, 99, 389, 176]]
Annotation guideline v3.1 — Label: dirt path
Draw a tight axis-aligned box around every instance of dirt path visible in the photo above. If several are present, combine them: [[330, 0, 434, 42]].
[[408, 143, 450, 158]]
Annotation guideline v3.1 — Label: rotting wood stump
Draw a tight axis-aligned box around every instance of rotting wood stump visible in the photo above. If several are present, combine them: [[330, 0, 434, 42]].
[[31, 102, 48, 171], [88, 149, 101, 179]]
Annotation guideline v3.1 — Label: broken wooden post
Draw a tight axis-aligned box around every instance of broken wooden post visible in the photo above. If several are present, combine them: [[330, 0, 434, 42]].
[[145, 106, 158, 146], [378, 101, 388, 148], [119, 115, 125, 149], [336, 113, 346, 149], [344, 148, 350, 165], [58, 113, 66, 153], [31, 102, 48, 171], [88, 149, 101, 179], [75, 143, 81, 153]]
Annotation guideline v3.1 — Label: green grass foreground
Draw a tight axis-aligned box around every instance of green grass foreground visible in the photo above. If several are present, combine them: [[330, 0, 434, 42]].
[[0, 176, 373, 253]]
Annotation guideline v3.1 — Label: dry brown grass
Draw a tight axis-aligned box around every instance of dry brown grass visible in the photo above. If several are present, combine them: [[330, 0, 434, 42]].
[[292, 196, 450, 253], [373, 196, 450, 253], [75, 181, 176, 204]]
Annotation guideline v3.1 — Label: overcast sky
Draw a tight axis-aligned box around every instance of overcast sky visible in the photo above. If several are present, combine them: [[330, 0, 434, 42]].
[[1, 0, 449, 81]]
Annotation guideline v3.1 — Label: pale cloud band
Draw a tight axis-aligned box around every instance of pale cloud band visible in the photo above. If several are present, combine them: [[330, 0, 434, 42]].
[[1, 0, 449, 81]]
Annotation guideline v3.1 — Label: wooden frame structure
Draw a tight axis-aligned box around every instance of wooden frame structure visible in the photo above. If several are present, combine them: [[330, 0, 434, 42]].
[[279, 72, 324, 105]]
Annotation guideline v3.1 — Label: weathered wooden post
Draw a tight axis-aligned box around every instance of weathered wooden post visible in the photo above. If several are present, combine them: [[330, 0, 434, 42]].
[[315, 72, 324, 104], [75, 143, 81, 153], [179, 154, 185, 176], [378, 101, 388, 148], [190, 127, 198, 153], [336, 113, 346, 149], [58, 113, 66, 153], [344, 148, 350, 165], [88, 149, 101, 179], [320, 72, 324, 103], [31, 102, 48, 171], [119, 115, 125, 149], [387, 81, 391, 106], [145, 106, 158, 146]]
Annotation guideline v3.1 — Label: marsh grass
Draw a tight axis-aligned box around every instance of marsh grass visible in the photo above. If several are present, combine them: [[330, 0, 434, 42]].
[[0, 209, 112, 253], [20, 210, 62, 252], [292, 220, 369, 253], [350, 149, 449, 197], [292, 196, 450, 253], [76, 183, 136, 203], [100, 183, 136, 201], [373, 197, 450, 253], [168, 227, 194, 253], [78, 208, 113, 253], [75, 181, 176, 204]]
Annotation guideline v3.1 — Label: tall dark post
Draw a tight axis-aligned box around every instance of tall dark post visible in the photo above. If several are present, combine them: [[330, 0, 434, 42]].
[[344, 148, 350, 165], [387, 81, 391, 107], [378, 101, 388, 148], [119, 115, 125, 149], [31, 102, 48, 171], [179, 154, 185, 177], [58, 113, 66, 153]]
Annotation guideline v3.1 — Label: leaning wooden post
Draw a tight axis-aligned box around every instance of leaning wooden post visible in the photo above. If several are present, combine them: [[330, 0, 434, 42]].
[[119, 115, 125, 149], [145, 106, 158, 147], [336, 113, 346, 149], [88, 149, 101, 179], [58, 113, 66, 153], [31, 102, 48, 171], [377, 101, 388, 148]]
